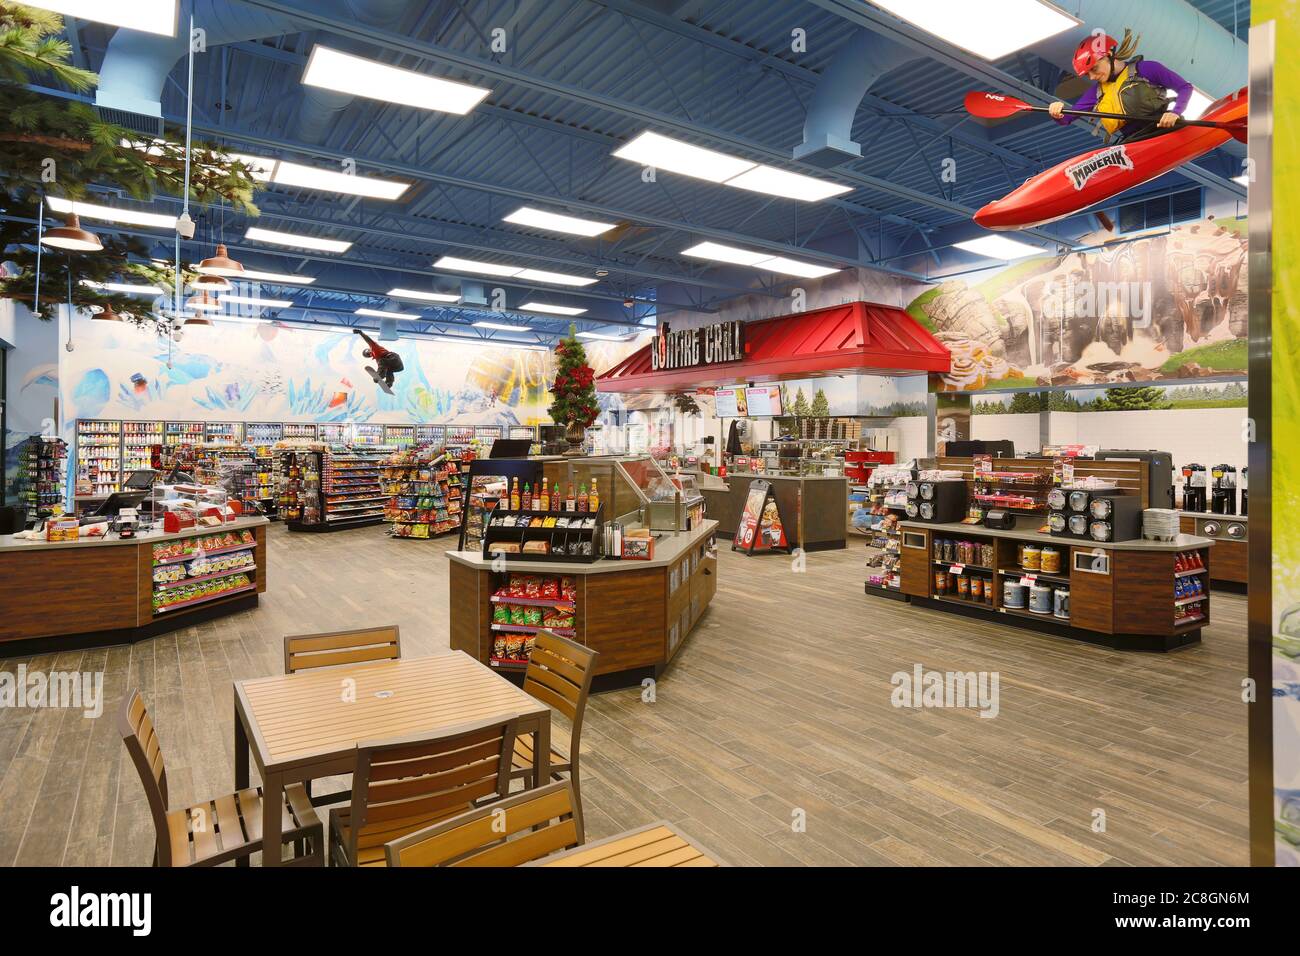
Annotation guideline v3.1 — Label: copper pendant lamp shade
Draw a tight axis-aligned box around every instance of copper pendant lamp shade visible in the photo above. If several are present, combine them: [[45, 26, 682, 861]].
[[186, 291, 221, 312], [41, 213, 102, 252], [92, 303, 124, 322], [197, 243, 244, 276], [183, 313, 212, 326], [192, 272, 233, 292]]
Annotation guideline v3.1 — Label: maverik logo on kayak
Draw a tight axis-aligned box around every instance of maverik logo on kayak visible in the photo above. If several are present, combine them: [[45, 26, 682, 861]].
[[1064, 146, 1134, 191]]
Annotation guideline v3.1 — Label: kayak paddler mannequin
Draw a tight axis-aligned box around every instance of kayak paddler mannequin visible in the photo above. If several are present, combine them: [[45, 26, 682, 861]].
[[1048, 30, 1194, 143]]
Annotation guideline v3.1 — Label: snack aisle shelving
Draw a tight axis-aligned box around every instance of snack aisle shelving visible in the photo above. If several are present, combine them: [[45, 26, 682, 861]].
[[74, 419, 122, 500], [862, 466, 910, 597], [242, 444, 278, 518], [17, 437, 67, 520], [287, 446, 394, 530], [382, 450, 461, 539], [150, 528, 258, 614], [122, 421, 164, 473]]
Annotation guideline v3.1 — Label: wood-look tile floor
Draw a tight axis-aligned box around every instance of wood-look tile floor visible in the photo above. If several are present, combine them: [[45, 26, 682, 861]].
[[0, 524, 1248, 866]]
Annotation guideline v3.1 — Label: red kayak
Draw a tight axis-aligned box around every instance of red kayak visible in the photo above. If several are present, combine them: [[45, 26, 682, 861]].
[[973, 87, 1247, 230]]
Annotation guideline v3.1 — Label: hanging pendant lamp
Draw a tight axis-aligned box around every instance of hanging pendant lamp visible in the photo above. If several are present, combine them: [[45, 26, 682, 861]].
[[92, 302, 125, 322], [197, 243, 243, 276], [42, 213, 102, 252], [186, 291, 221, 312], [192, 272, 233, 292]]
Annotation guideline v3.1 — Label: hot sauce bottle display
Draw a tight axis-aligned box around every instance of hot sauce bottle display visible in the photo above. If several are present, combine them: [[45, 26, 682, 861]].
[[509, 478, 520, 511], [540, 482, 550, 511], [578, 484, 588, 512], [566, 482, 576, 511], [589, 478, 600, 513]]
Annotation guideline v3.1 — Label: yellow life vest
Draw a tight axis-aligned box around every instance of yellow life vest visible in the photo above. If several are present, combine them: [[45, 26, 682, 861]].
[[1094, 57, 1169, 137]]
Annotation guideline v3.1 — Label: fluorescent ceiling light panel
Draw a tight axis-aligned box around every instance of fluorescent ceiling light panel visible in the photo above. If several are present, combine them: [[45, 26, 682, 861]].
[[683, 241, 840, 278], [356, 308, 409, 320], [515, 268, 598, 287], [272, 160, 409, 200], [503, 207, 616, 237], [245, 227, 352, 253], [220, 295, 293, 308], [194, 266, 317, 284], [388, 288, 460, 303], [28, 1, 177, 36], [303, 46, 490, 115], [433, 256, 523, 278], [757, 257, 840, 279], [866, 0, 1078, 60], [954, 235, 1045, 260], [578, 331, 632, 341], [473, 321, 534, 332], [724, 165, 853, 201], [519, 302, 587, 316], [47, 196, 176, 230], [226, 152, 277, 182], [1233, 174, 1249, 187], [682, 241, 772, 266], [613, 131, 756, 183], [81, 281, 164, 295]]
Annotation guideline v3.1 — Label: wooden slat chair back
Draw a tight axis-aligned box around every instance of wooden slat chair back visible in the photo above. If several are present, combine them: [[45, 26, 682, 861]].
[[119, 690, 322, 867], [385, 781, 580, 867], [283, 625, 401, 674], [119, 690, 172, 863], [513, 631, 598, 831], [331, 717, 518, 867]]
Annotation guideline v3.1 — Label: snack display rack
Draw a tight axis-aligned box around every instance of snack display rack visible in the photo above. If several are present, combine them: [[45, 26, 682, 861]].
[[483, 505, 603, 562], [150, 528, 258, 614], [488, 572, 578, 669], [122, 421, 163, 472], [861, 465, 911, 597], [382, 450, 461, 539], [318, 448, 390, 529], [457, 459, 540, 553], [280, 449, 321, 525], [74, 419, 122, 501], [16, 437, 67, 521]]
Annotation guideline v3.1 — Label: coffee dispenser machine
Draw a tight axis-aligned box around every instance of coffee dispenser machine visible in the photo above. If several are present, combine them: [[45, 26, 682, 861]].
[[1210, 464, 1237, 515], [1181, 463, 1207, 512]]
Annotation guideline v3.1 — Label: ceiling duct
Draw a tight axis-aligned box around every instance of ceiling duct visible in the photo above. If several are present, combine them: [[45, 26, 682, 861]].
[[794, 28, 919, 167]]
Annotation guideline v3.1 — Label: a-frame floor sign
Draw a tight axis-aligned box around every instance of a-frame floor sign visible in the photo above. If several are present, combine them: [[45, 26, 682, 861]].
[[733, 478, 791, 555]]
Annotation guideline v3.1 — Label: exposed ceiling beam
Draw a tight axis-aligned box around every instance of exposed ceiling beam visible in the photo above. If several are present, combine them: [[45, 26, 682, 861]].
[[237, 0, 1065, 238]]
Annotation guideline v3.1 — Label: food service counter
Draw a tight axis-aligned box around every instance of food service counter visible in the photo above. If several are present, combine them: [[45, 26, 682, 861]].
[[448, 520, 718, 686], [689, 471, 848, 551], [1179, 511, 1247, 587], [898, 520, 1213, 651], [0, 516, 269, 651]]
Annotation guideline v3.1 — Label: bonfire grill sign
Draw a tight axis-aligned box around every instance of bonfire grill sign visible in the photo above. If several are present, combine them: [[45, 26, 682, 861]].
[[652, 320, 745, 371], [1064, 145, 1133, 191]]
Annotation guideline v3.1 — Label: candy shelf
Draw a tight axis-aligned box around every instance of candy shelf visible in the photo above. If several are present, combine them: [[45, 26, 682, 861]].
[[17, 438, 67, 521]]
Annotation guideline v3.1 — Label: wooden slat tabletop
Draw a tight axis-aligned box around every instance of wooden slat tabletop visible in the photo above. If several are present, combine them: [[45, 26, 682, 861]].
[[238, 651, 547, 768], [532, 821, 724, 867]]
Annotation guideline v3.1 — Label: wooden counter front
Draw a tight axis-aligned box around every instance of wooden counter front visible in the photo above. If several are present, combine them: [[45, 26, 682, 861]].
[[0, 519, 267, 649], [448, 522, 718, 683]]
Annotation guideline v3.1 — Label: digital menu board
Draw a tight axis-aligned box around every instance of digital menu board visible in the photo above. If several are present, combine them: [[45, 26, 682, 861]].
[[744, 385, 783, 417], [713, 387, 743, 418]]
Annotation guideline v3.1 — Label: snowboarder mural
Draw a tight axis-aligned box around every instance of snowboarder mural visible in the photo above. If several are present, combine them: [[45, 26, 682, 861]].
[[353, 329, 404, 395]]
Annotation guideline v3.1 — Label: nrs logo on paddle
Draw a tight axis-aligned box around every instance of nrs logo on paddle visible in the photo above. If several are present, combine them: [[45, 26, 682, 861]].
[[1064, 146, 1134, 191], [49, 887, 151, 936]]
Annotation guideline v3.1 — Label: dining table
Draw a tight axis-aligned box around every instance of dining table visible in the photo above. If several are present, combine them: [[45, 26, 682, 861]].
[[527, 820, 726, 867], [233, 650, 551, 867]]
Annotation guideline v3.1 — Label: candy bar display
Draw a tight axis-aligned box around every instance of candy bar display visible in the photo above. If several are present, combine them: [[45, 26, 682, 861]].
[[1174, 550, 1209, 627], [16, 438, 67, 521], [488, 573, 578, 666]]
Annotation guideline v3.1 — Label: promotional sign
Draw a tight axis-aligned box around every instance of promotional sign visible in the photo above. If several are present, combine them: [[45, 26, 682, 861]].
[[652, 319, 744, 371], [732, 479, 790, 555]]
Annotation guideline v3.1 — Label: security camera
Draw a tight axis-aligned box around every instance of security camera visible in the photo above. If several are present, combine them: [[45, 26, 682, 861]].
[[175, 212, 196, 240], [65, 341, 74, 352]]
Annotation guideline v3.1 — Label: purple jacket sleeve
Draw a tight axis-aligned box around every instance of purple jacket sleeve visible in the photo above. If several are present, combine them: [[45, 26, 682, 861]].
[[1055, 85, 1099, 125], [1135, 59, 1193, 115]]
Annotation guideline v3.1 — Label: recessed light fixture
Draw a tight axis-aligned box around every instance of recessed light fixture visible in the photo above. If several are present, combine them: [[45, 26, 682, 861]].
[[612, 131, 849, 201], [953, 235, 1044, 260], [31, 0, 177, 36], [682, 241, 839, 278], [220, 295, 293, 308], [303, 46, 491, 115], [387, 288, 460, 303], [577, 331, 632, 341], [867, 0, 1078, 60], [724, 165, 853, 202], [47, 196, 176, 230], [432, 256, 596, 286], [613, 131, 756, 183], [519, 302, 587, 316], [245, 227, 352, 253], [503, 207, 616, 237], [473, 321, 534, 332], [356, 308, 408, 320]]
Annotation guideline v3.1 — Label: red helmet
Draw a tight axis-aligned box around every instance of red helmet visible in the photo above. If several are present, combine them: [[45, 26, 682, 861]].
[[1073, 33, 1117, 75]]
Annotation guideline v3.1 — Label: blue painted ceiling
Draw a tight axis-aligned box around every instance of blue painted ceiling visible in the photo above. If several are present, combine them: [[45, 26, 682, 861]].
[[48, 0, 1252, 346]]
